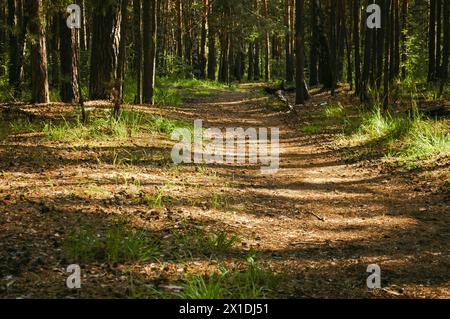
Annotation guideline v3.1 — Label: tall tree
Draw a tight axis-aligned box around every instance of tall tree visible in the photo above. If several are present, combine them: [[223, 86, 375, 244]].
[[199, 0, 208, 79], [353, 0, 361, 95], [27, 0, 49, 103], [89, 0, 121, 100], [133, 0, 142, 104], [439, 0, 449, 95], [7, 0, 27, 97], [295, 0, 305, 105], [263, 0, 270, 81], [142, 0, 157, 105], [116, 0, 129, 100], [207, 0, 216, 81], [401, 0, 408, 79], [59, 11, 80, 103], [309, 0, 318, 86], [428, 0, 437, 81]]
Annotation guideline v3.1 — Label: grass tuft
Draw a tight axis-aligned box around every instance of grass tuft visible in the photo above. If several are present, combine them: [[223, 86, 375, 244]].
[[64, 223, 161, 264]]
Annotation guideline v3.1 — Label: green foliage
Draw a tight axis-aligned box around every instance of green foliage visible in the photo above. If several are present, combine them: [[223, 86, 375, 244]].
[[172, 229, 239, 257], [323, 102, 346, 118], [301, 123, 323, 134], [41, 110, 191, 142], [64, 223, 161, 264], [340, 106, 450, 163], [178, 254, 278, 299]]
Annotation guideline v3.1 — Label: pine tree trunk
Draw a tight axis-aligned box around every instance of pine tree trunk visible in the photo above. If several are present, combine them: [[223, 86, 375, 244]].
[[248, 42, 254, 81], [176, 0, 183, 60], [59, 12, 80, 103], [117, 0, 129, 99], [435, 0, 442, 77], [309, 0, 318, 86], [7, 0, 27, 97], [440, 0, 449, 80], [295, 0, 305, 105], [133, 0, 142, 104], [383, 0, 392, 109], [263, 0, 270, 82], [362, 0, 374, 101], [142, 0, 157, 105], [199, 0, 208, 79], [354, 0, 361, 95], [89, 0, 121, 100], [27, 0, 49, 103], [207, 0, 216, 80], [428, 0, 437, 81], [401, 0, 408, 79]]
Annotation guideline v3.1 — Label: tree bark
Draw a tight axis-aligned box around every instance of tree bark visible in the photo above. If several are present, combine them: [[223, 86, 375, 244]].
[[295, 0, 305, 105], [27, 0, 49, 103], [353, 0, 361, 95], [428, 0, 437, 81], [133, 0, 142, 104], [142, 0, 157, 105], [59, 12, 80, 103], [309, 0, 318, 86], [89, 0, 121, 100], [199, 0, 208, 79]]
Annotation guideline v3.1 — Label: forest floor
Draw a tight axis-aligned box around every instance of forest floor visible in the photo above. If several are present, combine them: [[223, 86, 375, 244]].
[[0, 83, 449, 299]]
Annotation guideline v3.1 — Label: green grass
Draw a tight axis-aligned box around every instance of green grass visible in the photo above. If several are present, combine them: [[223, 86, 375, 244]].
[[64, 223, 161, 264], [122, 76, 237, 106], [209, 194, 232, 210], [172, 229, 239, 257], [39, 110, 192, 142], [142, 187, 174, 208], [339, 106, 450, 163], [322, 102, 346, 118], [301, 123, 323, 134], [8, 117, 43, 133], [177, 254, 278, 299]]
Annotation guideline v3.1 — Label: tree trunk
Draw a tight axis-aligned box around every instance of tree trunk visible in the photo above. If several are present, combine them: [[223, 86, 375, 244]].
[[142, 0, 157, 105], [133, 0, 142, 104], [383, 0, 392, 109], [116, 0, 129, 100], [439, 0, 449, 95], [428, 0, 437, 81], [263, 0, 270, 82], [309, 0, 318, 86], [295, 0, 305, 105], [176, 0, 183, 60], [362, 0, 374, 101], [435, 0, 442, 77], [199, 0, 208, 79], [401, 0, 408, 79], [207, 0, 216, 80], [248, 42, 254, 81], [59, 12, 80, 103], [7, 0, 27, 97], [89, 0, 121, 100], [354, 0, 361, 95], [27, 0, 49, 103]]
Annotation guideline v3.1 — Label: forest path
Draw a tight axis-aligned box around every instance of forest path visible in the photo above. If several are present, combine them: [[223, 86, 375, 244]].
[[172, 84, 450, 298], [0, 84, 448, 299]]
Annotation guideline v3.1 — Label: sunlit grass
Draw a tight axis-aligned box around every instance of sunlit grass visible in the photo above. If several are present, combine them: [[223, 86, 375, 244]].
[[322, 102, 346, 118], [177, 254, 278, 299], [40, 110, 192, 142], [338, 106, 450, 163]]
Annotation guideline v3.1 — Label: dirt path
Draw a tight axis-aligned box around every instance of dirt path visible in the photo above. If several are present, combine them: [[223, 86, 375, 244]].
[[0, 85, 448, 299], [163, 86, 450, 298]]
